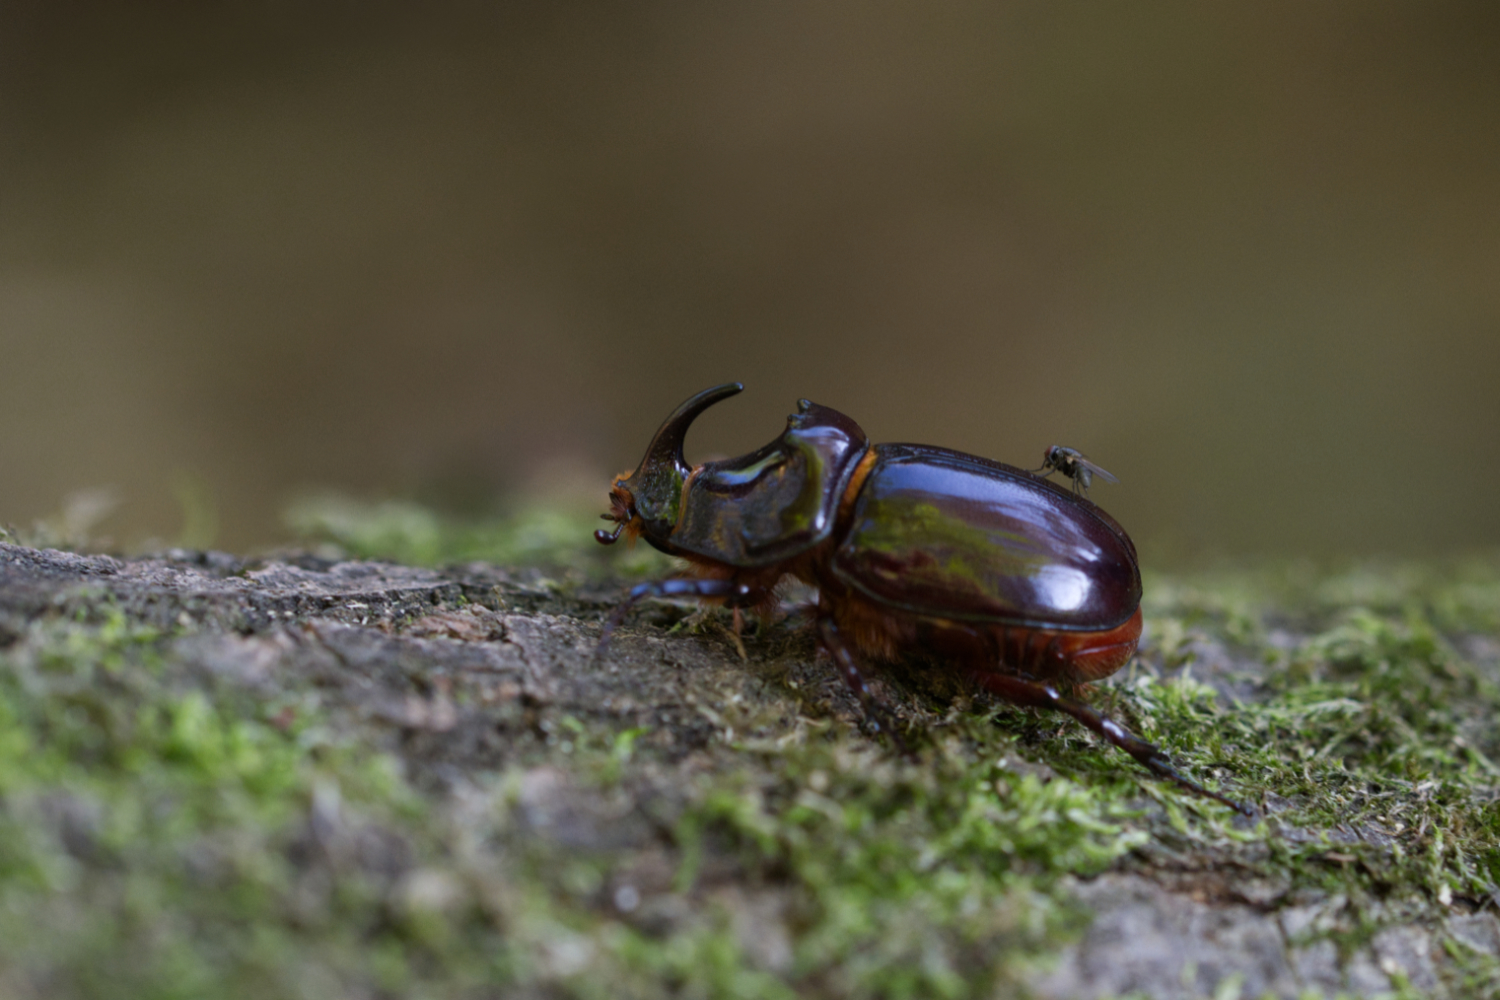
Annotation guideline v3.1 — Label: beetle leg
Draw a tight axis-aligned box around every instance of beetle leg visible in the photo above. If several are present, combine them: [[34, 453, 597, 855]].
[[598, 577, 769, 651], [816, 618, 909, 752], [970, 671, 1249, 815], [730, 607, 748, 661], [1022, 629, 1044, 674]]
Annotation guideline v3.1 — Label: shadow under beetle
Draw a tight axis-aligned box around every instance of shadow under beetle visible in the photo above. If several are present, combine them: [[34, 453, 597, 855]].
[[596, 383, 1245, 813]]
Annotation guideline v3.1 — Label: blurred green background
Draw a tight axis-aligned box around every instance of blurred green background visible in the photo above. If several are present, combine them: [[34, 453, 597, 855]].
[[2, 2, 1497, 561]]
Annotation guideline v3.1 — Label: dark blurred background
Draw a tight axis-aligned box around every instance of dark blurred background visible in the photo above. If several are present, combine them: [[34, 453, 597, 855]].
[[2, 2, 1497, 561]]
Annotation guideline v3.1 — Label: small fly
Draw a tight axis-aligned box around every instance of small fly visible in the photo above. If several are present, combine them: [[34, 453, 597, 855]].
[[1034, 445, 1118, 497]]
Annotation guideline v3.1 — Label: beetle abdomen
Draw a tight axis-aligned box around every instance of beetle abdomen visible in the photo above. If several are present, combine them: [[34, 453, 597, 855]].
[[825, 581, 1143, 683], [830, 444, 1141, 631]]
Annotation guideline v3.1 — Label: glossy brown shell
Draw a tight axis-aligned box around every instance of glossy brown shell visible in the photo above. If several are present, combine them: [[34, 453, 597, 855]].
[[829, 444, 1142, 631], [664, 400, 870, 567]]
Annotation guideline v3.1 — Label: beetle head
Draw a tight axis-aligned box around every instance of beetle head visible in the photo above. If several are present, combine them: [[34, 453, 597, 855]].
[[596, 382, 745, 547]]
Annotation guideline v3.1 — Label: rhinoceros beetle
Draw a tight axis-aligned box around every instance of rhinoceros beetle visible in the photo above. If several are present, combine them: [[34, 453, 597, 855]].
[[597, 383, 1243, 812]]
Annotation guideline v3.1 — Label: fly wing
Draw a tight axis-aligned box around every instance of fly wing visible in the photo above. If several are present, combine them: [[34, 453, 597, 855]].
[[1075, 456, 1119, 484]]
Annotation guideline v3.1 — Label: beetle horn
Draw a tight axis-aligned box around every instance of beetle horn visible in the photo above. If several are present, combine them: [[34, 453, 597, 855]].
[[636, 383, 743, 477], [619, 382, 743, 530]]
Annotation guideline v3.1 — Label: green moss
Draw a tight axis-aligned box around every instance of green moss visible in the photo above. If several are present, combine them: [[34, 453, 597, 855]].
[[284, 493, 671, 578], [0, 600, 1150, 998], [674, 745, 1141, 996], [1133, 558, 1500, 960], [5, 530, 1500, 996], [0, 612, 440, 998]]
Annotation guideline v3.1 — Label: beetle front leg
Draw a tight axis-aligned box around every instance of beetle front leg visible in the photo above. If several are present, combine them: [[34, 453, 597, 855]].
[[970, 671, 1249, 815], [598, 577, 771, 652], [816, 618, 909, 752]]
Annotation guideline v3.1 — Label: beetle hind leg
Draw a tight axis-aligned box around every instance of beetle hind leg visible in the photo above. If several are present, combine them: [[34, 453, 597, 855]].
[[971, 670, 1249, 814], [817, 617, 909, 752]]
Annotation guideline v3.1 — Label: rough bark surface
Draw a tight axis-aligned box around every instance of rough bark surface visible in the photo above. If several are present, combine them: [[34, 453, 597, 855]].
[[2, 541, 1496, 998]]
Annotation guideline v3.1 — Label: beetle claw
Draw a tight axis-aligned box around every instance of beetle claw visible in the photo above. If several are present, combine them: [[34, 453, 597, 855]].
[[1144, 751, 1252, 815], [816, 617, 913, 754], [971, 669, 1249, 814]]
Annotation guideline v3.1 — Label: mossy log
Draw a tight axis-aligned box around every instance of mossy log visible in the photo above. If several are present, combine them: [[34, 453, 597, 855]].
[[2, 539, 1499, 998]]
